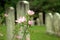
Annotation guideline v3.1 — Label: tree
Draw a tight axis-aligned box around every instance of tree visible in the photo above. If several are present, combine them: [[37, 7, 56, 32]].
[[27, 0, 60, 13]]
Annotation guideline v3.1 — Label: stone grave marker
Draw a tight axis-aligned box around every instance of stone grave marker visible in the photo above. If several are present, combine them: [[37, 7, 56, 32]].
[[16, 1, 30, 40], [36, 18, 40, 26], [45, 13, 54, 34], [5, 7, 15, 40], [39, 12, 43, 26], [53, 13, 60, 36]]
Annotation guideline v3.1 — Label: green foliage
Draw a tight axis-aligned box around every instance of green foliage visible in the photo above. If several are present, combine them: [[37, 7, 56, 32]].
[[0, 13, 5, 25], [0, 0, 60, 13], [0, 0, 19, 13], [27, 0, 60, 13]]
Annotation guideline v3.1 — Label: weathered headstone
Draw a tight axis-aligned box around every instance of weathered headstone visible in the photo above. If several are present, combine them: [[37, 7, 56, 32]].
[[6, 7, 15, 40], [45, 13, 54, 34], [23, 1, 29, 15], [16, 1, 29, 40], [36, 18, 40, 26], [53, 13, 60, 36], [39, 12, 43, 26], [16, 1, 29, 18], [16, 1, 21, 18]]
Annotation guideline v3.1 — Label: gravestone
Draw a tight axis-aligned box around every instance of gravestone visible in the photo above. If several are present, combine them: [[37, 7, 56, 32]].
[[39, 12, 43, 26], [16, 0, 29, 18], [45, 13, 54, 34], [53, 13, 60, 36], [5, 7, 15, 40], [16, 1, 29, 40], [36, 18, 40, 26]]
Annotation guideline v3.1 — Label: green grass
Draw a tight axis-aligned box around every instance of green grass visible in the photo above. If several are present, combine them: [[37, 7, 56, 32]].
[[0, 25, 60, 40], [30, 26, 60, 40], [0, 25, 6, 40]]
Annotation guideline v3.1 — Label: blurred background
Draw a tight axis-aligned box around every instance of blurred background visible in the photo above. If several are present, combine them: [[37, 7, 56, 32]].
[[0, 0, 60, 25]]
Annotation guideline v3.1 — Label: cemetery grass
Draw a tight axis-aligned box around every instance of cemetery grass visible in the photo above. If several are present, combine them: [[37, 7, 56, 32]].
[[0, 25, 6, 40], [30, 25, 60, 40], [0, 25, 60, 40]]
